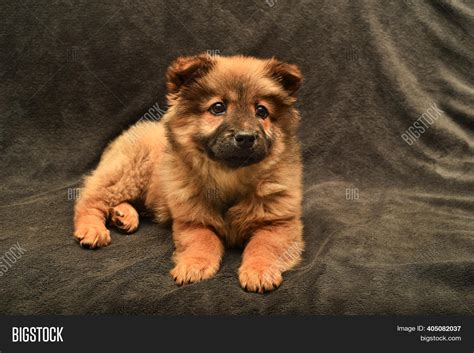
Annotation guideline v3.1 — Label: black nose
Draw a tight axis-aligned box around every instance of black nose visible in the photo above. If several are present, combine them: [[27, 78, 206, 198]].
[[234, 131, 256, 149]]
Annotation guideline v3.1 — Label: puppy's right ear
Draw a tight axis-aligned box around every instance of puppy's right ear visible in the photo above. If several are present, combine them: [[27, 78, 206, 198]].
[[166, 54, 214, 94]]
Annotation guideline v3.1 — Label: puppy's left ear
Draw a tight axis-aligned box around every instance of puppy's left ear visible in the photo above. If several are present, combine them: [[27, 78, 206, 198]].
[[267, 59, 303, 96], [166, 54, 214, 94]]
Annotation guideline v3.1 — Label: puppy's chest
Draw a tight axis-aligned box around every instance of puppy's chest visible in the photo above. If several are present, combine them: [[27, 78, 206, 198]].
[[202, 185, 243, 214], [199, 169, 249, 208]]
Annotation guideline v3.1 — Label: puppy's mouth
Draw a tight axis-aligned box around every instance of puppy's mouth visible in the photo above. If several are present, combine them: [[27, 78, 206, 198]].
[[205, 142, 267, 169], [198, 133, 269, 169], [193, 124, 273, 169], [216, 153, 264, 169]]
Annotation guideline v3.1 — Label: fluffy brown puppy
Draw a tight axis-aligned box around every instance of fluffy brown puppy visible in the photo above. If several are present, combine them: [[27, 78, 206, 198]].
[[73, 54, 304, 293]]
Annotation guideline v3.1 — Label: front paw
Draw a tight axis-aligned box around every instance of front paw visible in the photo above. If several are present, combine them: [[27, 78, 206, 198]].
[[74, 225, 111, 249], [171, 257, 219, 286], [239, 263, 283, 294]]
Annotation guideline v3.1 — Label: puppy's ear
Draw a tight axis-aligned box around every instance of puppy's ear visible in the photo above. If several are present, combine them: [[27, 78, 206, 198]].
[[166, 54, 214, 94], [267, 59, 303, 96]]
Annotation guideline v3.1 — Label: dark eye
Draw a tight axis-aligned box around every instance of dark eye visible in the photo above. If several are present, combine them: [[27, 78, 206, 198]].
[[255, 105, 269, 119], [209, 102, 226, 115]]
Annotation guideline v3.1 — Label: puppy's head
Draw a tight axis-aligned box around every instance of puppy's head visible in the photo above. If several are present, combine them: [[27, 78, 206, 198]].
[[165, 54, 303, 169]]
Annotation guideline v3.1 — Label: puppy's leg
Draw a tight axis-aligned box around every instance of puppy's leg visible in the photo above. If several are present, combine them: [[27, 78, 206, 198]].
[[239, 220, 303, 293], [74, 195, 111, 249], [171, 222, 224, 285], [74, 139, 151, 248], [109, 202, 139, 233]]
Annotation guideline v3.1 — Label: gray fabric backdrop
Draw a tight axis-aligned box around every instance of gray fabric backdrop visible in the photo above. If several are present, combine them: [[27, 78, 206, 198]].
[[0, 0, 473, 314]]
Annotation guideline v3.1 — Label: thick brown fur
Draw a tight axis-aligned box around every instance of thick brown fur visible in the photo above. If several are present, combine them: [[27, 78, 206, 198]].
[[74, 54, 304, 293]]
